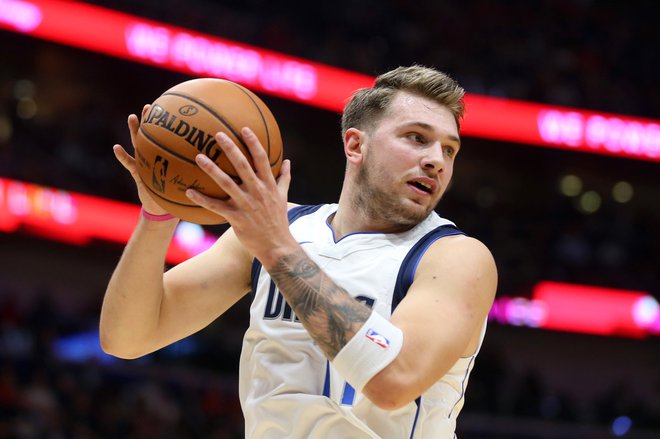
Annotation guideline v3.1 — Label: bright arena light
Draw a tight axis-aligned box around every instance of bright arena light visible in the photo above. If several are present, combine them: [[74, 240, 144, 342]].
[[559, 174, 582, 197], [611, 415, 632, 436], [612, 181, 634, 203], [174, 221, 205, 248], [632, 296, 660, 329], [579, 190, 601, 213]]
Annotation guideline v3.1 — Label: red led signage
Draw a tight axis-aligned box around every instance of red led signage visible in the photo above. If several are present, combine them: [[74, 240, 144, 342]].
[[0, 177, 216, 264], [1, 0, 659, 162], [0, 0, 373, 111], [489, 281, 660, 338]]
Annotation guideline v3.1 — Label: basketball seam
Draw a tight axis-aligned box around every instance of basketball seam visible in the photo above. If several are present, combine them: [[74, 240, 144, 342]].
[[139, 126, 196, 165], [140, 122, 242, 179], [226, 82, 281, 167], [162, 91, 249, 153], [143, 183, 205, 208]]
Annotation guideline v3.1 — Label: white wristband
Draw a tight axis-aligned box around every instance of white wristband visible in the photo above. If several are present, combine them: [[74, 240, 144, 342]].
[[332, 311, 403, 393]]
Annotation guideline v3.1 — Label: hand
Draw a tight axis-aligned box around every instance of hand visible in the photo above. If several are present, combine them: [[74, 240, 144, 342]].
[[185, 128, 296, 265], [113, 105, 169, 216]]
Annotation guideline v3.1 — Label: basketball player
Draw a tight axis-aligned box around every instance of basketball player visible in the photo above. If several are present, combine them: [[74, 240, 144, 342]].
[[100, 65, 497, 438]]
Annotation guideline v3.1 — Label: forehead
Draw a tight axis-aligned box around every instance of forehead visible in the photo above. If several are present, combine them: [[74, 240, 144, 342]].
[[379, 91, 459, 137]]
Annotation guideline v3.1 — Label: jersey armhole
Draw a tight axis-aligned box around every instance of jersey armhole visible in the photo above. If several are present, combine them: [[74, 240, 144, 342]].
[[391, 225, 465, 313]]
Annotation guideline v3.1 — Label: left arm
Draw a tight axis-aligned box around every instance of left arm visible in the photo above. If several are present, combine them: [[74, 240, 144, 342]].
[[266, 249, 372, 359], [362, 235, 497, 409], [263, 235, 496, 410], [265, 234, 496, 410]]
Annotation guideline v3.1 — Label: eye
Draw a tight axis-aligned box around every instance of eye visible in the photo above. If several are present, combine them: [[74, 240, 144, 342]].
[[406, 132, 426, 144], [444, 145, 457, 157]]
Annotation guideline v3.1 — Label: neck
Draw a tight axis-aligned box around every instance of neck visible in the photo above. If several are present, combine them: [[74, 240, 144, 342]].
[[330, 193, 413, 240]]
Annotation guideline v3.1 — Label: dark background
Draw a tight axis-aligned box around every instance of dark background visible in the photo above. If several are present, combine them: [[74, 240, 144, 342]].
[[1, 1, 658, 437]]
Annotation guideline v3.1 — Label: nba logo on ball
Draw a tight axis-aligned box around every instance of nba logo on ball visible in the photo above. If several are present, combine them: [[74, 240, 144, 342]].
[[152, 155, 169, 193], [366, 329, 390, 349]]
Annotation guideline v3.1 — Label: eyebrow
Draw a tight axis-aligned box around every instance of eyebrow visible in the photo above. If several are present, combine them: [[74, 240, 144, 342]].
[[401, 122, 462, 146]]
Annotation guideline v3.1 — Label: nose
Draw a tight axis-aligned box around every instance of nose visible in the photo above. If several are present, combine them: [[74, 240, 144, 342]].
[[420, 142, 445, 174]]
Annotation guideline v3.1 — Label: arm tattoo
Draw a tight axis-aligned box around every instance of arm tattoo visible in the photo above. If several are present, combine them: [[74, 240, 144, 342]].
[[268, 249, 371, 359]]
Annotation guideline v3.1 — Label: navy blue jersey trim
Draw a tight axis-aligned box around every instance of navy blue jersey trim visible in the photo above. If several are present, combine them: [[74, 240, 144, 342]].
[[341, 383, 356, 405], [448, 355, 475, 419], [392, 225, 464, 313], [322, 360, 331, 398], [250, 205, 325, 297], [287, 204, 324, 223], [250, 258, 262, 299], [410, 396, 422, 438]]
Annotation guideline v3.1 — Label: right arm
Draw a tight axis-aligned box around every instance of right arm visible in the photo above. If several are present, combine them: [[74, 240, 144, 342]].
[[99, 111, 252, 359], [99, 218, 252, 359]]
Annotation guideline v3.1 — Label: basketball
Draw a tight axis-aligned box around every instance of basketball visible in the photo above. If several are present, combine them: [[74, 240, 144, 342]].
[[133, 78, 283, 224]]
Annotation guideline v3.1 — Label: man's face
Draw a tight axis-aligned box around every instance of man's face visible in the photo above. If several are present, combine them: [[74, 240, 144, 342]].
[[353, 91, 461, 228]]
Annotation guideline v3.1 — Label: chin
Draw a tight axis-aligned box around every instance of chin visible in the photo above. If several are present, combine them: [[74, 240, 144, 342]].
[[388, 201, 433, 227], [407, 197, 436, 215]]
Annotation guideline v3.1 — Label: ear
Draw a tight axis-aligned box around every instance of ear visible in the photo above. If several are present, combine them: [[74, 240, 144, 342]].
[[343, 127, 366, 165]]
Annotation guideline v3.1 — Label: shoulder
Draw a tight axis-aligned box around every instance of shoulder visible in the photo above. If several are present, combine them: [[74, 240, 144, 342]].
[[424, 234, 494, 263], [422, 234, 495, 265], [415, 234, 497, 301]]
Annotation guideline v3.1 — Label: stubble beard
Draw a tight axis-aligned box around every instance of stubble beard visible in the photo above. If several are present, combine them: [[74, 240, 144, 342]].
[[353, 158, 435, 230]]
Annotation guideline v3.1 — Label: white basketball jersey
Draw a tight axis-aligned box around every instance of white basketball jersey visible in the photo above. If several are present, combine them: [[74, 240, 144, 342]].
[[239, 204, 486, 438]]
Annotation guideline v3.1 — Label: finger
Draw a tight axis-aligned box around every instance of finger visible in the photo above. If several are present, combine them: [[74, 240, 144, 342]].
[[241, 127, 272, 179], [128, 114, 140, 150], [113, 144, 136, 172], [142, 104, 151, 119], [216, 132, 259, 186], [113, 144, 146, 185], [276, 159, 292, 195], [185, 188, 234, 215], [195, 153, 244, 200]]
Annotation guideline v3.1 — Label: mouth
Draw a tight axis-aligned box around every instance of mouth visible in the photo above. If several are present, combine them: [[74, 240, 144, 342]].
[[407, 178, 435, 195]]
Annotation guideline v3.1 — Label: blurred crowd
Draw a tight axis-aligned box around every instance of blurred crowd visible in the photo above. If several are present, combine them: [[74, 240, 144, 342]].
[[0, 281, 658, 438], [1, 0, 659, 437], [0, 278, 245, 439]]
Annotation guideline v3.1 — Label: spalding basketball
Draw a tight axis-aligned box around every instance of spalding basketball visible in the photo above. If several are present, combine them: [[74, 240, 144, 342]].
[[134, 78, 283, 224]]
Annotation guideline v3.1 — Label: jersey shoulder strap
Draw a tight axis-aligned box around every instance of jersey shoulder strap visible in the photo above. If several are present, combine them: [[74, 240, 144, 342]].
[[287, 204, 324, 223], [391, 225, 465, 313]]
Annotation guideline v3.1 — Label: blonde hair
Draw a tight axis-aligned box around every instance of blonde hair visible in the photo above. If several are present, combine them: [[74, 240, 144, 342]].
[[341, 65, 465, 136]]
